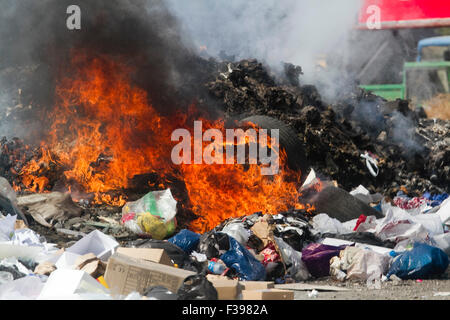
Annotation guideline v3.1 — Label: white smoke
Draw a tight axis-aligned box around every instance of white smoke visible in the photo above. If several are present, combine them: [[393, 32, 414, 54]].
[[164, 0, 361, 100]]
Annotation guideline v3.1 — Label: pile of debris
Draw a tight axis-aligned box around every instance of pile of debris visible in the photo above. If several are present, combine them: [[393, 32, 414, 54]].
[[0, 176, 448, 300], [206, 59, 450, 197]]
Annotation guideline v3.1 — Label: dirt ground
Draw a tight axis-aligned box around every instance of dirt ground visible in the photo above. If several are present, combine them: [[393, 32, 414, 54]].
[[293, 267, 450, 300]]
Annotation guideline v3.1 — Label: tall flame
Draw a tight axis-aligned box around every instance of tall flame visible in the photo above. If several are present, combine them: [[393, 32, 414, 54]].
[[19, 53, 304, 233]]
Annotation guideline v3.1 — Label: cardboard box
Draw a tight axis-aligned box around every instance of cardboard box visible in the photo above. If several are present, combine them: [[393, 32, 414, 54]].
[[206, 275, 239, 300], [240, 281, 274, 290], [104, 252, 195, 295], [66, 230, 119, 261], [116, 247, 172, 266], [38, 269, 109, 300], [241, 289, 294, 300]]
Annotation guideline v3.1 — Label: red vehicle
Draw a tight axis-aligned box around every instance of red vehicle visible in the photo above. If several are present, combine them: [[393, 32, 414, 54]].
[[358, 0, 450, 29]]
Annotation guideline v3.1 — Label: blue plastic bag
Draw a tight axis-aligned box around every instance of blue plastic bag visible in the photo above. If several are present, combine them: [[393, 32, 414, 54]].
[[422, 192, 449, 207], [220, 234, 266, 281], [387, 242, 449, 280], [168, 229, 201, 254]]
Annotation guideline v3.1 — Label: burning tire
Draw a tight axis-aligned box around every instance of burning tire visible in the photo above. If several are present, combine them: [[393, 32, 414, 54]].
[[238, 115, 310, 178]]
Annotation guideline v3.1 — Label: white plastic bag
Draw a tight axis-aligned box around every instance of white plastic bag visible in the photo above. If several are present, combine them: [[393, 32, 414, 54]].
[[330, 246, 390, 283], [121, 189, 177, 239], [311, 213, 352, 235], [222, 223, 250, 245], [0, 214, 16, 241], [0, 275, 46, 300], [376, 201, 444, 242]]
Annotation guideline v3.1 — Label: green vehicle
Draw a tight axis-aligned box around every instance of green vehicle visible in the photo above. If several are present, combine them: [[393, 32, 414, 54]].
[[360, 35, 450, 105]]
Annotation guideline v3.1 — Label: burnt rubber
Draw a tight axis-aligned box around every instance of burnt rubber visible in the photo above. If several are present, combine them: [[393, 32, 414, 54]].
[[238, 115, 310, 179]]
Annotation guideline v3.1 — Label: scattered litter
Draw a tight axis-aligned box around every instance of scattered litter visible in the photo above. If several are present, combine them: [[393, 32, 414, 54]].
[[274, 283, 350, 292], [307, 289, 319, 298], [433, 292, 450, 297], [360, 151, 379, 177]]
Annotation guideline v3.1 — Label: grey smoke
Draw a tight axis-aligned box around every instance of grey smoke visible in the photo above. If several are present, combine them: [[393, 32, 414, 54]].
[[164, 0, 360, 101]]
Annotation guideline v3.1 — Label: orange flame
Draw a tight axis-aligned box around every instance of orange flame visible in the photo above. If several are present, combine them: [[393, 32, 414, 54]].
[[19, 52, 305, 233]]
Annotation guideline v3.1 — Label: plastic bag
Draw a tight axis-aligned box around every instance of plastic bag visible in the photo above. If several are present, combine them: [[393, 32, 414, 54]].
[[220, 234, 266, 281], [301, 243, 348, 278], [274, 236, 310, 281], [221, 223, 250, 246], [376, 201, 443, 243], [0, 214, 16, 241], [168, 229, 201, 254], [387, 242, 449, 280], [177, 274, 218, 300], [144, 286, 178, 300], [0, 275, 46, 300], [198, 231, 230, 260], [121, 189, 177, 240], [311, 213, 352, 235], [329, 246, 390, 282], [431, 232, 450, 256]]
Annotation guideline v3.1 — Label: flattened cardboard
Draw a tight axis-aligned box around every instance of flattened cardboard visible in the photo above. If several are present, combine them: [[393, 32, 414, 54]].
[[241, 289, 294, 300], [116, 247, 172, 266], [104, 252, 195, 295], [240, 281, 274, 290]]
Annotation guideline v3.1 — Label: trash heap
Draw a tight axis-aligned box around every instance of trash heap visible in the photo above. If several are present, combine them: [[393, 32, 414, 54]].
[[0, 176, 449, 300], [207, 59, 450, 197]]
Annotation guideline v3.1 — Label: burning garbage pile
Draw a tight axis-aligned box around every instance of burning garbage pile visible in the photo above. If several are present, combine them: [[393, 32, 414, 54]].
[[0, 0, 449, 300], [0, 55, 449, 300]]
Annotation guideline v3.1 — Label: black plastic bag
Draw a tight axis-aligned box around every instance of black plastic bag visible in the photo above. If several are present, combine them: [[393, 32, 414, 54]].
[[177, 275, 218, 300], [143, 286, 178, 300], [198, 231, 230, 260]]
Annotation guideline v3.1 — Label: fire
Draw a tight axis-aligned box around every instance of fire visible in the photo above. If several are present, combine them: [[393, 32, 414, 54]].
[[19, 52, 305, 233]]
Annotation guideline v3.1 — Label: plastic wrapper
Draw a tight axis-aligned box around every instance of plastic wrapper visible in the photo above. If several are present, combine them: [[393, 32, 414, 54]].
[[177, 274, 218, 300], [387, 242, 449, 280], [220, 234, 266, 281], [274, 236, 310, 281], [168, 229, 200, 254], [301, 243, 348, 278], [260, 242, 281, 266], [121, 189, 177, 240]]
